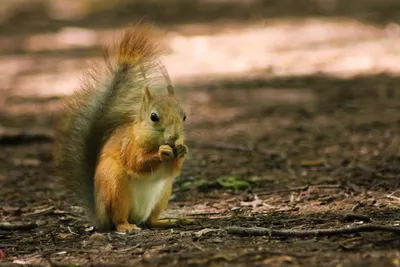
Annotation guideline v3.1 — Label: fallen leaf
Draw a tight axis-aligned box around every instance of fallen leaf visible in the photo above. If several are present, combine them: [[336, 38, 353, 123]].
[[311, 201, 324, 206], [2, 205, 22, 216], [58, 233, 72, 239], [276, 207, 297, 212], [13, 260, 28, 264], [0, 249, 6, 260], [263, 255, 294, 264], [2, 205, 20, 212], [6, 193, 21, 201], [240, 199, 263, 208], [213, 253, 233, 261], [300, 159, 325, 167]]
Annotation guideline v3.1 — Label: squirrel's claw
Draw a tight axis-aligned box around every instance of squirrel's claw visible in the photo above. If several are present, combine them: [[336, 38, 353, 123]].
[[159, 145, 175, 161], [173, 144, 188, 158]]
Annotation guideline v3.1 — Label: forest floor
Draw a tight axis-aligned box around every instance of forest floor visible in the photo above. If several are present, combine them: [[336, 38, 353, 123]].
[[0, 1, 399, 266]]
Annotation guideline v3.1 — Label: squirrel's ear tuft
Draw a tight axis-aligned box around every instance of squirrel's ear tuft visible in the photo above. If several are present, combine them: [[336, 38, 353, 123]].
[[143, 86, 153, 104], [159, 64, 175, 97], [167, 84, 175, 97]]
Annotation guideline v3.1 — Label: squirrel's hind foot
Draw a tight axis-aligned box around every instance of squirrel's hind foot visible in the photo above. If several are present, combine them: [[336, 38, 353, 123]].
[[116, 223, 142, 233]]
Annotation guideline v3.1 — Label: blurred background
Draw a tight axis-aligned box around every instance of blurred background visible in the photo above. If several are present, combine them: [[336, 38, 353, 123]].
[[1, 0, 400, 156], [1, 0, 400, 100], [1, 0, 400, 205], [1, 0, 400, 190]]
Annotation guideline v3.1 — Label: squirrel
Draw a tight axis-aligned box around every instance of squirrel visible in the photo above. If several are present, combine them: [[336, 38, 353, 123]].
[[53, 25, 190, 233]]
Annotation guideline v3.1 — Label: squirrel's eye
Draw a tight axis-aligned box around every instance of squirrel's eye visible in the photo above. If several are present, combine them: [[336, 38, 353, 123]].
[[150, 113, 159, 122], [183, 113, 187, 121]]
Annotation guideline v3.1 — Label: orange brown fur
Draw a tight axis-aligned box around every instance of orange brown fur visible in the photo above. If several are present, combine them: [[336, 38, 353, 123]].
[[94, 122, 185, 231], [54, 24, 189, 233]]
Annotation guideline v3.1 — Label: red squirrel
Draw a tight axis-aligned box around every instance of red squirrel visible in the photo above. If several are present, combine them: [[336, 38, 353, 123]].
[[54, 25, 190, 233]]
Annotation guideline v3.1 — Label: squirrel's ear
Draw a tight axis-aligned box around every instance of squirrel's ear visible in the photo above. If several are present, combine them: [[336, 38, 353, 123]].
[[167, 84, 175, 97], [143, 86, 153, 104]]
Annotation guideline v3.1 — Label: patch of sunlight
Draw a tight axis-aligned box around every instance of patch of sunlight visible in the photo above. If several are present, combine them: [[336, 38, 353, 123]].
[[25, 27, 98, 52], [3, 17, 400, 98]]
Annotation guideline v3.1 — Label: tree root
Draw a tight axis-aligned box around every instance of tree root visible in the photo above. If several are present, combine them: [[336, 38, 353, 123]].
[[226, 224, 400, 237]]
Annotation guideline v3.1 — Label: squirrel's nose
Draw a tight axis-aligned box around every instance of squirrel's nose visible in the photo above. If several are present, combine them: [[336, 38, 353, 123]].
[[166, 135, 178, 146]]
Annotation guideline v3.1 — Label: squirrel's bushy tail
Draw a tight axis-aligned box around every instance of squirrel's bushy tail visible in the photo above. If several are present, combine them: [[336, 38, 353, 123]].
[[54, 25, 164, 222]]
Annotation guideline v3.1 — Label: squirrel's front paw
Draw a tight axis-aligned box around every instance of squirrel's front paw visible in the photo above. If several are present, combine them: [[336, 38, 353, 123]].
[[173, 144, 188, 158], [159, 145, 174, 161]]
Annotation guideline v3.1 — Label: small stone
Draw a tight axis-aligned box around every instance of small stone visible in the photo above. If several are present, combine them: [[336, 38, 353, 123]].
[[53, 209, 66, 215], [85, 226, 95, 232], [89, 233, 105, 241], [88, 233, 106, 245], [102, 243, 113, 252], [36, 220, 47, 226], [107, 233, 112, 241], [12, 158, 40, 167]]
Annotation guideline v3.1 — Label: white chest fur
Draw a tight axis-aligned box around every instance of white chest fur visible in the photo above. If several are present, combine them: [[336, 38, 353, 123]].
[[129, 169, 172, 224]]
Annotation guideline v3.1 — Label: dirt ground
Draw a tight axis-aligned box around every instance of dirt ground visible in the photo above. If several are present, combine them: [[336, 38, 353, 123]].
[[0, 1, 400, 266]]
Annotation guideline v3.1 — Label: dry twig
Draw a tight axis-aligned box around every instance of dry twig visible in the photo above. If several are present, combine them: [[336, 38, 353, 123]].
[[22, 206, 54, 217], [226, 224, 400, 237], [386, 194, 400, 202], [116, 244, 141, 252], [351, 202, 362, 212]]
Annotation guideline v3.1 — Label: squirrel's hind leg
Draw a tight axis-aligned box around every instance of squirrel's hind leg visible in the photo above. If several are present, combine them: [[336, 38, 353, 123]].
[[146, 178, 193, 229], [95, 155, 141, 233]]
